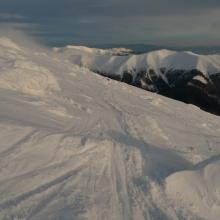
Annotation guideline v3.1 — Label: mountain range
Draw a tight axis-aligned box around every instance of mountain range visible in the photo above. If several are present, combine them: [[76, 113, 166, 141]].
[[55, 46, 220, 115]]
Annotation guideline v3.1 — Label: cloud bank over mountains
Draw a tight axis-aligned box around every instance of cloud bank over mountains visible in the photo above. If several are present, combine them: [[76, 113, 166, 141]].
[[0, 0, 220, 46]]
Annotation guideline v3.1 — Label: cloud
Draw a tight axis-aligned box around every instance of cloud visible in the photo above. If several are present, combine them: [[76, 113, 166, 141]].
[[0, 0, 220, 46], [0, 0, 219, 17], [0, 13, 25, 20]]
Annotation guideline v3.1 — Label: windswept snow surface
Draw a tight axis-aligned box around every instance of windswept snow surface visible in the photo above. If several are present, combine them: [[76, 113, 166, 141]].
[[0, 37, 220, 220]]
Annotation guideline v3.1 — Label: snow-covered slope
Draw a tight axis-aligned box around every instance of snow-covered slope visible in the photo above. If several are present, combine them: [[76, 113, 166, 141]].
[[1, 37, 220, 220]]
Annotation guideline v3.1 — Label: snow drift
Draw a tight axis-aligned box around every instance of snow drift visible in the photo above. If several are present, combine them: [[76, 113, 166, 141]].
[[0, 36, 220, 220]]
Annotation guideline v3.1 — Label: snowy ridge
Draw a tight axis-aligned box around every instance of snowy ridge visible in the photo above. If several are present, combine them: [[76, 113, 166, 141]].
[[0, 37, 220, 220], [53, 46, 133, 57], [55, 45, 220, 77]]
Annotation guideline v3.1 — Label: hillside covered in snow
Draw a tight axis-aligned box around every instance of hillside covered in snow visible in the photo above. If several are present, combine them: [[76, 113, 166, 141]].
[[0, 36, 220, 220], [56, 46, 220, 115]]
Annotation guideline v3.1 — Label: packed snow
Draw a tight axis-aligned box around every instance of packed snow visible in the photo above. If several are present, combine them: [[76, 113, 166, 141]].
[[0, 36, 220, 220]]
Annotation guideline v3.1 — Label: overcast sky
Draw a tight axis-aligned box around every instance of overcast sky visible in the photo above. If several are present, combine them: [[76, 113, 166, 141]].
[[0, 0, 220, 46]]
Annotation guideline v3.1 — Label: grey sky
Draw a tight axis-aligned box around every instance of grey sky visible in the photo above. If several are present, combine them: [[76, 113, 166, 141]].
[[0, 0, 220, 46]]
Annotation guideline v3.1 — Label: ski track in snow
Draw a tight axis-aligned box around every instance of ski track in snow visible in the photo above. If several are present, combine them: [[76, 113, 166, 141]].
[[0, 37, 220, 220]]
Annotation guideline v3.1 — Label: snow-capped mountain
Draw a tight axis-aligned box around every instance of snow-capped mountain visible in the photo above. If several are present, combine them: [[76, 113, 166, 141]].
[[55, 46, 220, 115], [1, 37, 220, 220]]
